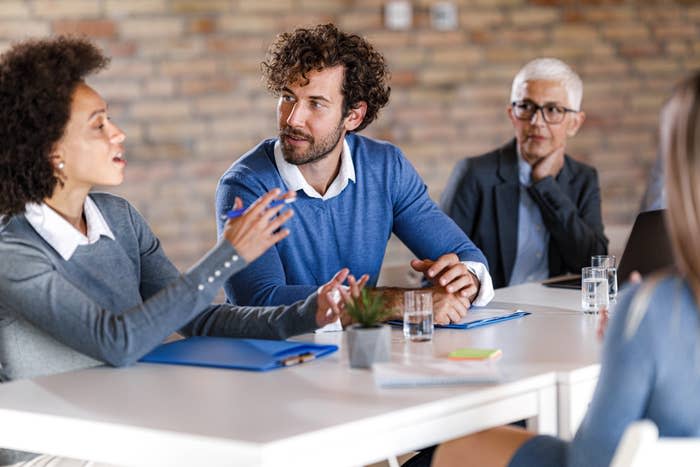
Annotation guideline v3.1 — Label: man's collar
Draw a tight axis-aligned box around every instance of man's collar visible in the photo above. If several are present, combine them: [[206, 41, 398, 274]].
[[25, 196, 115, 261], [273, 138, 356, 200]]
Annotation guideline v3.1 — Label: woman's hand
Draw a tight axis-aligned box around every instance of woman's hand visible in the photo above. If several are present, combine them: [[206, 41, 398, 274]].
[[316, 270, 369, 327], [597, 306, 609, 341], [598, 271, 642, 341], [221, 189, 294, 263]]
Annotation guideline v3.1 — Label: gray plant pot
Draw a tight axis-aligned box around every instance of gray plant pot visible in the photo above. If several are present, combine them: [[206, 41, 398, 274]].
[[346, 324, 391, 369]]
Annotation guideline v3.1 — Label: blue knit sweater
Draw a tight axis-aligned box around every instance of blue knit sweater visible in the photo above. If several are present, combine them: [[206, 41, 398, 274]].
[[216, 133, 488, 306]]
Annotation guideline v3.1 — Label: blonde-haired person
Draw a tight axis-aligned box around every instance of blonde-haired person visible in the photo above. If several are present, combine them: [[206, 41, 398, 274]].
[[430, 71, 700, 467], [0, 36, 366, 466]]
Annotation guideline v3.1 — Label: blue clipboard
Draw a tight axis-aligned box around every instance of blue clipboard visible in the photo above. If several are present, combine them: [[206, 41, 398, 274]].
[[388, 310, 531, 330], [140, 337, 338, 372]]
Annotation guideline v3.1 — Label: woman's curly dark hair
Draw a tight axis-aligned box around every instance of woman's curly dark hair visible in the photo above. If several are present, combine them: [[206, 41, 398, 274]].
[[262, 23, 390, 132], [0, 36, 109, 217]]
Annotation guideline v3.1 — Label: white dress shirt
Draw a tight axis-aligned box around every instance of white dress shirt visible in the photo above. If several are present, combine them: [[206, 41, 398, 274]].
[[24, 196, 115, 261], [274, 139, 356, 200]]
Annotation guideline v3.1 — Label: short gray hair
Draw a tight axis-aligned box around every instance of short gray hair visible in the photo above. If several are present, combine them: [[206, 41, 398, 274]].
[[510, 58, 583, 110]]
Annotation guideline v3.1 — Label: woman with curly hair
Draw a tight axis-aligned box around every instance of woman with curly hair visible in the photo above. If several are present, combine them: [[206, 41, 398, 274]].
[[216, 23, 493, 324], [0, 36, 364, 465], [429, 71, 700, 467]]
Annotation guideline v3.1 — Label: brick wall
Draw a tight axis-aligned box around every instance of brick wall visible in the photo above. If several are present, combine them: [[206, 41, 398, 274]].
[[1, 0, 698, 273]]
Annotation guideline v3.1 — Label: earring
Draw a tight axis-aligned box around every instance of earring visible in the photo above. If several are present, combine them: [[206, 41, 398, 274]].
[[57, 162, 65, 170]]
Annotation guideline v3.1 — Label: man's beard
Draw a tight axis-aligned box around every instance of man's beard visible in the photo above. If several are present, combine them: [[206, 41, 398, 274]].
[[279, 121, 345, 166]]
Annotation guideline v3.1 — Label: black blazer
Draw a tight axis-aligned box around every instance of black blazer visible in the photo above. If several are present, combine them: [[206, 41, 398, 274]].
[[441, 139, 608, 289]]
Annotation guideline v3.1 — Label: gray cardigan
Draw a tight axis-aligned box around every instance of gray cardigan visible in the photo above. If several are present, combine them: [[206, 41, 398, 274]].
[[0, 193, 321, 463], [0, 193, 320, 381]]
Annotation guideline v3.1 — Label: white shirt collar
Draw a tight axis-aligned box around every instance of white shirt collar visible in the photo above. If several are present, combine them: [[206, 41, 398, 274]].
[[24, 196, 115, 261], [273, 138, 356, 200]]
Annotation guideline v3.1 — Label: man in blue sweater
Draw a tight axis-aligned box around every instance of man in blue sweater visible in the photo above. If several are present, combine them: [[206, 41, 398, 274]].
[[216, 24, 493, 324]]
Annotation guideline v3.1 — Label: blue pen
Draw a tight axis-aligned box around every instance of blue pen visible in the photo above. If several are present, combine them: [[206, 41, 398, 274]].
[[462, 311, 530, 329], [220, 197, 296, 220]]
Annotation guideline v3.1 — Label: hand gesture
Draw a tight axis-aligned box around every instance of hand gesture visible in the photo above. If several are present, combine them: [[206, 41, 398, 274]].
[[411, 253, 479, 299], [221, 189, 294, 263], [431, 286, 472, 325], [316, 270, 369, 327], [411, 254, 480, 325]]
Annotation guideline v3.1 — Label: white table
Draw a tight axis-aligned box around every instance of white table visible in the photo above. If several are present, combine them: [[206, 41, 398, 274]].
[[0, 340, 556, 467], [493, 281, 583, 312], [493, 282, 602, 437], [0, 283, 599, 466]]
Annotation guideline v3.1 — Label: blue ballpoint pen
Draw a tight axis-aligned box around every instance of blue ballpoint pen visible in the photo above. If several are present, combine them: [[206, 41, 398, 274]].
[[463, 311, 529, 329], [220, 197, 296, 220]]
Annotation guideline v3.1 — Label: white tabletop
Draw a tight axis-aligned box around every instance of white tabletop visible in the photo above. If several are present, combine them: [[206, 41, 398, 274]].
[[0, 284, 599, 466], [493, 281, 583, 312], [0, 336, 556, 467]]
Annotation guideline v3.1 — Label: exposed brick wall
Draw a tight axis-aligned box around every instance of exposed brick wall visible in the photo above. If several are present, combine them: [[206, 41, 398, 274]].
[[1, 0, 698, 274]]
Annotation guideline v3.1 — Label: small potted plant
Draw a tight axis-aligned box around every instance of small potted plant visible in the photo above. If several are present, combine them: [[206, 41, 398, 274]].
[[345, 289, 393, 369]]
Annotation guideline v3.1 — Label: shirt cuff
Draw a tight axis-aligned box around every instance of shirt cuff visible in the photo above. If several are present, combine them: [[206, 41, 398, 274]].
[[314, 286, 343, 333], [464, 261, 495, 307]]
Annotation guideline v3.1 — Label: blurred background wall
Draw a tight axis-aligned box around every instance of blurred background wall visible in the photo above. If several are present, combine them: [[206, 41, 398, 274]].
[[1, 0, 698, 276]]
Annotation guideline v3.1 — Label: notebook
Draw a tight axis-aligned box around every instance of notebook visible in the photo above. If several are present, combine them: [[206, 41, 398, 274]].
[[373, 360, 502, 388], [544, 209, 673, 289], [140, 337, 338, 372]]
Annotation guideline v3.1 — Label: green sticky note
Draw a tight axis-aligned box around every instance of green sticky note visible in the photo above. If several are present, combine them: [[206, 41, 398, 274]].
[[448, 348, 502, 361]]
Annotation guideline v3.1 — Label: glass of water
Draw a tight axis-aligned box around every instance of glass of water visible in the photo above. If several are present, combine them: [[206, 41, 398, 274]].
[[591, 255, 618, 303], [403, 290, 433, 342], [581, 267, 609, 314]]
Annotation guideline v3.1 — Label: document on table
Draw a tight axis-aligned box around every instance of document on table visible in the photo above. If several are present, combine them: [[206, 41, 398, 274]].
[[373, 359, 502, 388], [438, 308, 531, 329], [387, 307, 530, 330]]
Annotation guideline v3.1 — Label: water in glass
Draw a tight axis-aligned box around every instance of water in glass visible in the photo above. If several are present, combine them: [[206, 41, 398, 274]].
[[403, 310, 433, 341]]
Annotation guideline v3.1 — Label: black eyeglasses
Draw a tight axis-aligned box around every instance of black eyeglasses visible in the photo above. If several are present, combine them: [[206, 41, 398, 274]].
[[511, 100, 578, 124]]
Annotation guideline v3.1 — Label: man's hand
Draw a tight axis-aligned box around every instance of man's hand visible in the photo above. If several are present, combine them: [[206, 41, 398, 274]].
[[531, 150, 564, 182], [411, 253, 479, 300], [411, 253, 481, 325], [431, 286, 472, 325]]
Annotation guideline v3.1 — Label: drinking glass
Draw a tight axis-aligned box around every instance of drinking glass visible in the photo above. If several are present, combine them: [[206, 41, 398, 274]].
[[581, 267, 609, 314], [403, 290, 433, 342], [591, 255, 618, 303]]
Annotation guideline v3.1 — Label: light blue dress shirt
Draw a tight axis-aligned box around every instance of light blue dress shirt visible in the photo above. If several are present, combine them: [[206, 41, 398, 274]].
[[508, 154, 550, 286]]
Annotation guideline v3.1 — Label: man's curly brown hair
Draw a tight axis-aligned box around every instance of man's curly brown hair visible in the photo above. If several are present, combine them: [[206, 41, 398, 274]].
[[261, 23, 390, 132], [0, 36, 109, 217]]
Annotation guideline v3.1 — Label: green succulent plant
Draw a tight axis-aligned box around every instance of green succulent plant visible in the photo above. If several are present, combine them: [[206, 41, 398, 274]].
[[345, 289, 393, 328]]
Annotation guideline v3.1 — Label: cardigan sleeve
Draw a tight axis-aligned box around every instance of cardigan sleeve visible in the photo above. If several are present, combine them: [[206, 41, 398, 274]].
[[0, 234, 245, 367], [567, 283, 655, 466]]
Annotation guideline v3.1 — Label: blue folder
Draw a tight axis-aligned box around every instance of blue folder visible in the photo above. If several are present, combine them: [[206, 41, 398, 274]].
[[388, 310, 531, 330], [140, 337, 338, 372]]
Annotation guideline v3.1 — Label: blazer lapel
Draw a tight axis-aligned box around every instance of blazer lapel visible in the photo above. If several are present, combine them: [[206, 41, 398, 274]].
[[494, 141, 520, 285]]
